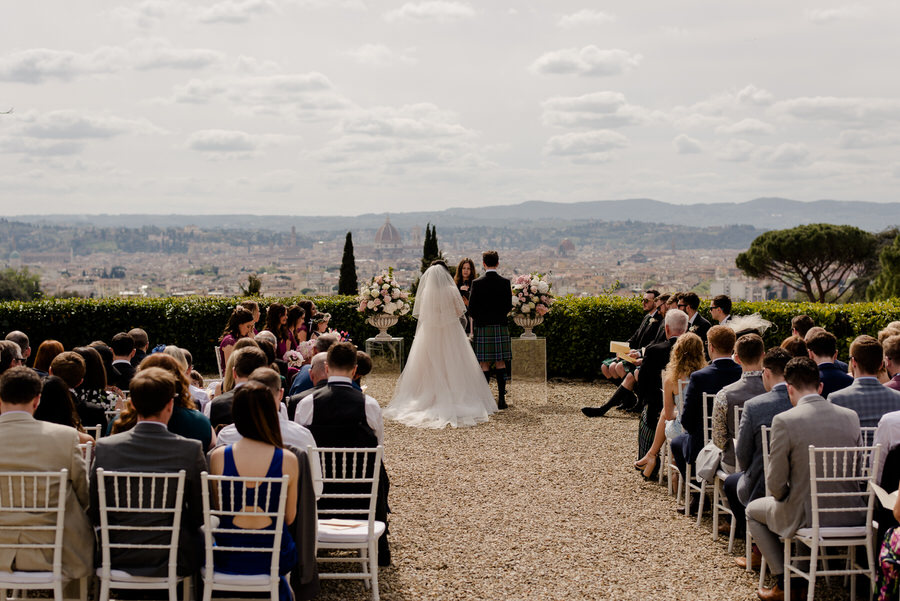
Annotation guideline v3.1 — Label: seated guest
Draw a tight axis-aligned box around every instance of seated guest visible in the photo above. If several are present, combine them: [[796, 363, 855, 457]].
[[652, 294, 676, 343], [0, 366, 94, 581], [876, 493, 900, 599], [780, 335, 808, 358], [679, 292, 712, 345], [672, 325, 742, 508], [309, 313, 332, 339], [264, 302, 293, 358], [0, 340, 23, 374], [728, 347, 793, 558], [830, 335, 900, 427], [353, 350, 372, 391], [712, 333, 767, 475], [595, 290, 661, 412], [73, 345, 118, 410], [634, 323, 700, 479], [710, 294, 732, 324], [209, 346, 268, 430], [179, 348, 209, 410], [128, 328, 149, 368], [113, 353, 216, 451], [50, 351, 107, 432], [32, 339, 64, 377], [883, 334, 900, 391], [790, 314, 814, 339], [4, 330, 30, 365], [35, 375, 93, 443], [90, 367, 206, 578], [109, 332, 136, 390], [874, 408, 900, 486], [208, 381, 300, 601], [88, 342, 120, 396], [215, 337, 261, 397], [805, 326, 849, 373], [287, 352, 328, 420], [746, 357, 861, 600], [806, 330, 852, 397], [286, 304, 306, 348], [288, 333, 338, 397], [219, 306, 256, 364], [239, 299, 261, 334]]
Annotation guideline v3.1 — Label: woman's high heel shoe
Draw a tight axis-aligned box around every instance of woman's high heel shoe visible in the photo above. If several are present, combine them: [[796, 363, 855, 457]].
[[633, 457, 648, 470], [641, 454, 658, 480]]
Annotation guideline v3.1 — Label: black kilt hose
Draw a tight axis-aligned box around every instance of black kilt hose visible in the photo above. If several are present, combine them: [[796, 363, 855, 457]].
[[473, 324, 512, 362]]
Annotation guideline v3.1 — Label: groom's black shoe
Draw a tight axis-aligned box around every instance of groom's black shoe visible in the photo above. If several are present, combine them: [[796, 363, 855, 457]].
[[581, 385, 631, 417]]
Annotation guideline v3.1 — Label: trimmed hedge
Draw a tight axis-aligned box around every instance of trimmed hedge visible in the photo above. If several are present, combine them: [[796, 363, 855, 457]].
[[2, 295, 899, 378]]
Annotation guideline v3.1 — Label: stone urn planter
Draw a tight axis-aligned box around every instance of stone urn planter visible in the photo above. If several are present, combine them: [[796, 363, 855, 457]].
[[367, 314, 400, 340], [513, 314, 544, 340]]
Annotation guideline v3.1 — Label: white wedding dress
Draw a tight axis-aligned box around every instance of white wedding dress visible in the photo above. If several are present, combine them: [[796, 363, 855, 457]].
[[384, 265, 498, 428]]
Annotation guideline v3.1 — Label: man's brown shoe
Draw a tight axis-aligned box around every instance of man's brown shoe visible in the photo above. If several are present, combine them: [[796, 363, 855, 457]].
[[734, 545, 761, 570], [718, 521, 731, 535], [757, 583, 806, 601]]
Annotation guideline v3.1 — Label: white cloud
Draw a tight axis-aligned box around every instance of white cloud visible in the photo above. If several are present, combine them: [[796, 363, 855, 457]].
[[736, 85, 774, 106], [384, 1, 475, 23], [774, 96, 900, 125], [543, 130, 628, 162], [557, 9, 615, 28], [196, 0, 277, 24], [170, 72, 353, 120], [186, 129, 258, 153], [345, 44, 417, 66], [673, 134, 702, 154], [19, 110, 164, 139], [717, 139, 756, 162], [531, 46, 641, 77], [715, 118, 775, 135], [837, 130, 900, 149], [757, 143, 812, 168], [0, 47, 128, 84], [541, 91, 649, 128], [807, 5, 868, 23], [131, 39, 225, 70], [108, 0, 182, 28]]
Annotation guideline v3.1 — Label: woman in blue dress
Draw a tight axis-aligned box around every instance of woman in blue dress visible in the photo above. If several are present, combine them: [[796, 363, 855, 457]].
[[208, 382, 300, 601]]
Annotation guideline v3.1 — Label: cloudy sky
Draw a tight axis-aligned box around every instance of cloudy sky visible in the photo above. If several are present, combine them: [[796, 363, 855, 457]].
[[1, 0, 899, 216]]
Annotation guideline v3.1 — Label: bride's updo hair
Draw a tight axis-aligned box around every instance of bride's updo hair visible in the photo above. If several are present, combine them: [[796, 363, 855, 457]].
[[430, 259, 449, 270]]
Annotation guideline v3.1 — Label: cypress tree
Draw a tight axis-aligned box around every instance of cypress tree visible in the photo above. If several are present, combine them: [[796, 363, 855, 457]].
[[338, 231, 358, 296]]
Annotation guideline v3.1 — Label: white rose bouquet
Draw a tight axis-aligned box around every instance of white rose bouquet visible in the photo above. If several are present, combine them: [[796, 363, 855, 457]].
[[357, 268, 411, 317], [510, 273, 555, 317]]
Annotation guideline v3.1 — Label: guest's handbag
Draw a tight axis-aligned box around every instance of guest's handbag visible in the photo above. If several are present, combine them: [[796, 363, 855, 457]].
[[695, 440, 723, 482]]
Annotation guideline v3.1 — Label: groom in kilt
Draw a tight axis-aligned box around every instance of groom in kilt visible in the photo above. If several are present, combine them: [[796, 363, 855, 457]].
[[467, 250, 513, 409]]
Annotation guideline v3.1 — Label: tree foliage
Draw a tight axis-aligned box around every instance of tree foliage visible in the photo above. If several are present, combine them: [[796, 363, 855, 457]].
[[239, 273, 261, 296], [0, 268, 42, 301], [338, 232, 358, 296], [735, 223, 878, 302], [867, 232, 900, 300], [419, 223, 443, 273]]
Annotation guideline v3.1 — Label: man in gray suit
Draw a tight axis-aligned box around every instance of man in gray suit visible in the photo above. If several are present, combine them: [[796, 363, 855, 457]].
[[89, 367, 207, 577], [746, 357, 862, 601], [727, 347, 793, 567], [830, 335, 900, 427], [0, 367, 94, 581]]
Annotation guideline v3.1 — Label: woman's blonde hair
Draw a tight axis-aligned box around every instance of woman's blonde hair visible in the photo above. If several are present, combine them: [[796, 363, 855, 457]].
[[663, 332, 706, 384]]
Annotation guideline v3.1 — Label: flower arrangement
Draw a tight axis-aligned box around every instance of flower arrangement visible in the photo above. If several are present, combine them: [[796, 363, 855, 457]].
[[357, 268, 411, 317], [510, 273, 555, 317]]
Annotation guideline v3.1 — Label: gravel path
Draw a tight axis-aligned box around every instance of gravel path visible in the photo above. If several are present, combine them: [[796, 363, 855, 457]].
[[313, 376, 852, 601]]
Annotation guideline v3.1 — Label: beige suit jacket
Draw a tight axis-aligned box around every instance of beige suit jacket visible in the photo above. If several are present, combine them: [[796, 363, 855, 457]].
[[0, 412, 94, 579], [764, 394, 862, 538]]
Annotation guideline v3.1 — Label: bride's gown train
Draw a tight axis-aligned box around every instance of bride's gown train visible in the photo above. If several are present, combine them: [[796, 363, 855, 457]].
[[384, 265, 497, 429]]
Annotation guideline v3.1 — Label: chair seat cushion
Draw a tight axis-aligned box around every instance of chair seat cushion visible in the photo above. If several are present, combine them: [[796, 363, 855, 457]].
[[0, 570, 55, 584], [200, 568, 274, 585], [317, 520, 386, 543], [795, 525, 867, 539], [95, 568, 183, 583]]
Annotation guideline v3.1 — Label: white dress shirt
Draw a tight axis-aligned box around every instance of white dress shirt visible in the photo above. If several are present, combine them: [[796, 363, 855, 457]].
[[294, 376, 384, 445]]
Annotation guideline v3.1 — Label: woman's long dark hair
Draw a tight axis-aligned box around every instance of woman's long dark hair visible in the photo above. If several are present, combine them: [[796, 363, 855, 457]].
[[454, 258, 477, 287], [220, 306, 255, 342], [298, 300, 315, 332], [232, 381, 283, 447], [112, 353, 196, 434], [264, 302, 289, 343], [286, 305, 305, 339], [35, 375, 83, 431], [73, 346, 107, 391]]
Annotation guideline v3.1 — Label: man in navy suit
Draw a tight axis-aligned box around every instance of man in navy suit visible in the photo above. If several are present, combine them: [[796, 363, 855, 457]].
[[806, 330, 852, 398], [467, 250, 513, 408], [671, 325, 742, 506], [830, 335, 900, 427], [678, 292, 712, 345]]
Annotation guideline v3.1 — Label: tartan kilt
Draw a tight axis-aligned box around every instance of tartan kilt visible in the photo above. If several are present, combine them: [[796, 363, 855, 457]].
[[637, 405, 655, 459], [473, 325, 512, 362], [601, 356, 636, 374]]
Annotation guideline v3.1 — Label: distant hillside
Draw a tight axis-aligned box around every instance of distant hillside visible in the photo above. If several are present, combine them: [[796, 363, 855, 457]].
[[11, 197, 900, 233]]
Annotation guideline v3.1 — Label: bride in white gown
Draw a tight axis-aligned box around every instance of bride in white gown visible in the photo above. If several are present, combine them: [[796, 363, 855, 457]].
[[384, 263, 498, 428]]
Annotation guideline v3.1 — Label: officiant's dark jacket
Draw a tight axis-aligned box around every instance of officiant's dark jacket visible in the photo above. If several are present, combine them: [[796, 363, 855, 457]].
[[467, 271, 512, 327], [637, 336, 676, 414]]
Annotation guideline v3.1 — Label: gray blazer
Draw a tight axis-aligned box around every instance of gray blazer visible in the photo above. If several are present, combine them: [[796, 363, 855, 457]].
[[90, 422, 207, 577], [735, 385, 792, 505], [764, 394, 861, 538], [829, 377, 900, 428], [715, 372, 766, 471]]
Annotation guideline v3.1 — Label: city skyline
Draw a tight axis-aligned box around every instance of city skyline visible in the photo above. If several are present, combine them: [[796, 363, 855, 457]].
[[2, 1, 899, 215]]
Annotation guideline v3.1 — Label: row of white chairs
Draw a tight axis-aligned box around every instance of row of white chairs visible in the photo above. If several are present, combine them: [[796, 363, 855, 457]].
[[0, 446, 386, 601], [658, 385, 883, 600]]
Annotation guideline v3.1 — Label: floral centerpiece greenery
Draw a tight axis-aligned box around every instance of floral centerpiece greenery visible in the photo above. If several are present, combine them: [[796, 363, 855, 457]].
[[510, 273, 555, 317], [284, 329, 352, 368], [357, 268, 411, 317]]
